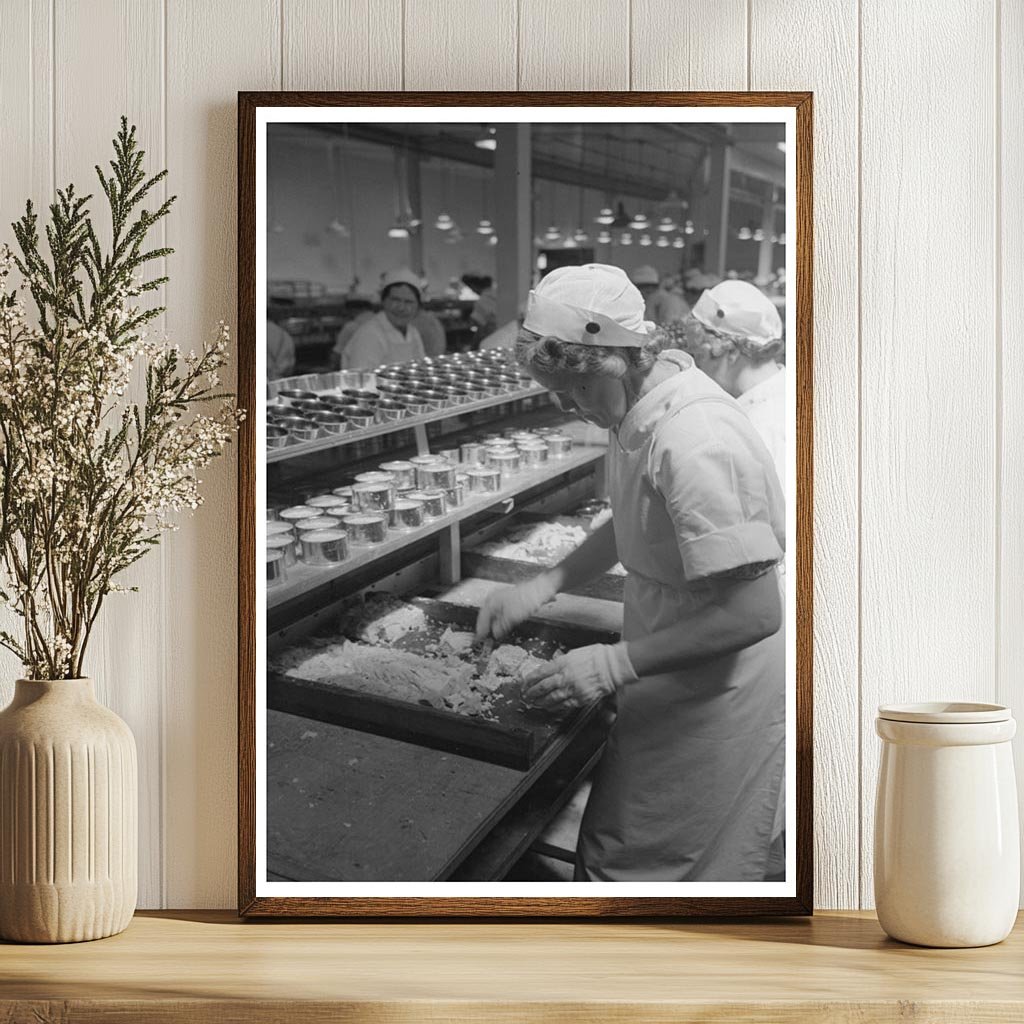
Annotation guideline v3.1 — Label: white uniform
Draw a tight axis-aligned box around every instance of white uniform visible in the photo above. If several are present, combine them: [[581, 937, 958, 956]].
[[267, 320, 295, 380], [736, 363, 787, 874], [737, 367, 786, 494], [341, 311, 425, 370], [575, 350, 786, 881]]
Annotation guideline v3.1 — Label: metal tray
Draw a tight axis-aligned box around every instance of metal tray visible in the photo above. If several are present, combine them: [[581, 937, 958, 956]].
[[268, 596, 619, 770], [462, 513, 625, 603]]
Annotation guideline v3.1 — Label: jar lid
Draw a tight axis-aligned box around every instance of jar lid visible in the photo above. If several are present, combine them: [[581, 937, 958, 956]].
[[877, 702, 1011, 724]]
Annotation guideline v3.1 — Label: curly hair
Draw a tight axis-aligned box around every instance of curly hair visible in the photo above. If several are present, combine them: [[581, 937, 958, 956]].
[[665, 316, 784, 365], [515, 328, 659, 379]]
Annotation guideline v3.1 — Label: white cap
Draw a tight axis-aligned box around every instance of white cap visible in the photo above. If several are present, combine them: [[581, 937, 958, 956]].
[[630, 264, 659, 286], [381, 267, 423, 295], [692, 280, 782, 347], [524, 264, 654, 348]]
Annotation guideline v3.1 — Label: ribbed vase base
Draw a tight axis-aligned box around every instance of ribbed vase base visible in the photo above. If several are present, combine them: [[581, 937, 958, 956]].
[[0, 880, 135, 943]]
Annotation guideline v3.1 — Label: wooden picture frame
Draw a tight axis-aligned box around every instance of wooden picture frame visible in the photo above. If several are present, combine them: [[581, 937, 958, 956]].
[[238, 91, 813, 917]]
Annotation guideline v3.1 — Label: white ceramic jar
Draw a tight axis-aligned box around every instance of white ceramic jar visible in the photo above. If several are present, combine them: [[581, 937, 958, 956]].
[[874, 702, 1019, 947]]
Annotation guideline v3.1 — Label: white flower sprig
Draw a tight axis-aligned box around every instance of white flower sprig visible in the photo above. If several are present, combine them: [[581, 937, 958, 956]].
[[0, 118, 241, 679]]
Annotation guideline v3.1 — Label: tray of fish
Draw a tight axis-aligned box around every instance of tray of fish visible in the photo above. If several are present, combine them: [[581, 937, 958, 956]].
[[462, 512, 626, 604], [268, 595, 619, 770]]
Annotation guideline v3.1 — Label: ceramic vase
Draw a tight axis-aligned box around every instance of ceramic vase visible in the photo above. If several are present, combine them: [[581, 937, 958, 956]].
[[0, 678, 137, 943], [874, 702, 1019, 948]]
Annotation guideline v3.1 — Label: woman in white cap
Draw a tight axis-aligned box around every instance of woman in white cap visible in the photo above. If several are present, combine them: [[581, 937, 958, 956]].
[[340, 268, 426, 370], [476, 263, 785, 882], [672, 279, 788, 875], [674, 280, 786, 490]]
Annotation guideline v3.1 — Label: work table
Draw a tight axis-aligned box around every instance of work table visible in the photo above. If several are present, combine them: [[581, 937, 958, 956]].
[[2, 910, 1022, 1021]]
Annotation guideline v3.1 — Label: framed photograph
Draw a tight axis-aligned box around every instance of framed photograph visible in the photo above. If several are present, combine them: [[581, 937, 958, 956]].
[[238, 91, 813, 917]]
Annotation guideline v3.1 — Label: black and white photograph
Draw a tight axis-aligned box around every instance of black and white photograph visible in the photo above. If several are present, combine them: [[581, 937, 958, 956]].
[[244, 98, 809, 913]]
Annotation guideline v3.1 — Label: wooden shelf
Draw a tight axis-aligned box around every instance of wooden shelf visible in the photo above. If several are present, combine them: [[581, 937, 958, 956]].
[[267, 445, 605, 609], [3, 910, 1022, 1021], [267, 382, 545, 463]]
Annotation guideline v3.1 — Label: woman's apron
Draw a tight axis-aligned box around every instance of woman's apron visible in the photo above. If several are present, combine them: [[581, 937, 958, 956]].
[[575, 366, 786, 882]]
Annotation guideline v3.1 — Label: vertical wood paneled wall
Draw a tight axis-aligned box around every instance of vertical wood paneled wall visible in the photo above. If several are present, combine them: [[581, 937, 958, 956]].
[[0, 0, 1018, 910]]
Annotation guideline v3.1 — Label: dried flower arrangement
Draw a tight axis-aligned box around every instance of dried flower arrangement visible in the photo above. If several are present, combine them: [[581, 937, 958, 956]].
[[0, 118, 241, 679]]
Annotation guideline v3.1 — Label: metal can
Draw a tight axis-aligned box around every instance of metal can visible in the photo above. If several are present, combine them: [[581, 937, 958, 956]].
[[518, 441, 549, 466], [279, 505, 320, 524], [510, 431, 541, 446], [352, 482, 394, 512], [266, 535, 297, 568], [460, 442, 485, 466], [375, 399, 408, 423], [389, 498, 426, 530], [417, 462, 457, 490], [331, 486, 354, 500], [355, 470, 396, 487], [305, 494, 346, 509], [545, 434, 574, 458], [379, 460, 417, 489], [287, 420, 320, 442], [299, 528, 350, 565], [405, 489, 447, 520], [323, 504, 351, 519], [293, 515, 341, 533], [266, 520, 294, 539], [437, 448, 460, 463], [489, 450, 521, 479], [410, 454, 444, 468], [466, 467, 502, 493], [266, 549, 286, 585], [267, 425, 289, 449], [341, 514, 388, 545], [445, 483, 464, 508], [278, 388, 317, 407]]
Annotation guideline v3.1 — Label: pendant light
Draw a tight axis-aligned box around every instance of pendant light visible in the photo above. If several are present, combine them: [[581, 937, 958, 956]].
[[610, 201, 632, 229], [684, 219, 695, 235], [388, 146, 413, 239], [671, 236, 685, 249], [619, 231, 633, 246], [476, 170, 494, 235], [594, 132, 616, 225], [638, 233, 653, 247], [326, 141, 350, 237], [656, 215, 676, 233], [597, 229, 613, 244], [474, 124, 497, 151], [737, 225, 753, 241], [630, 212, 651, 231], [435, 159, 454, 231], [655, 235, 670, 248]]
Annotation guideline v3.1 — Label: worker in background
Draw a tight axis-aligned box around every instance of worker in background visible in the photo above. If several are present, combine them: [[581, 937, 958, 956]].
[[630, 265, 689, 326], [467, 273, 498, 339], [329, 298, 375, 370], [413, 279, 448, 358], [267, 318, 296, 380], [476, 264, 785, 882], [667, 278, 788, 878], [671, 280, 786, 491], [339, 268, 426, 370], [479, 302, 526, 352]]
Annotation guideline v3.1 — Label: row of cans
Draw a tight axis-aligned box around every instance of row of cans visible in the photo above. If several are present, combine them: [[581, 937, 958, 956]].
[[266, 428, 575, 586]]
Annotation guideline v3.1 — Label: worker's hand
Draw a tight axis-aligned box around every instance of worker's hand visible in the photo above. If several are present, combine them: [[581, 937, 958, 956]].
[[475, 572, 559, 642], [521, 643, 638, 713]]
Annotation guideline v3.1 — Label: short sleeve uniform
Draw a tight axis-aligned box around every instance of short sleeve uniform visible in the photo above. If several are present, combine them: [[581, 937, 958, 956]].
[[574, 350, 787, 882]]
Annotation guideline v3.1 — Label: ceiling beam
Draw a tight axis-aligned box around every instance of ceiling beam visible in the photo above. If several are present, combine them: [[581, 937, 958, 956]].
[[297, 122, 685, 201]]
